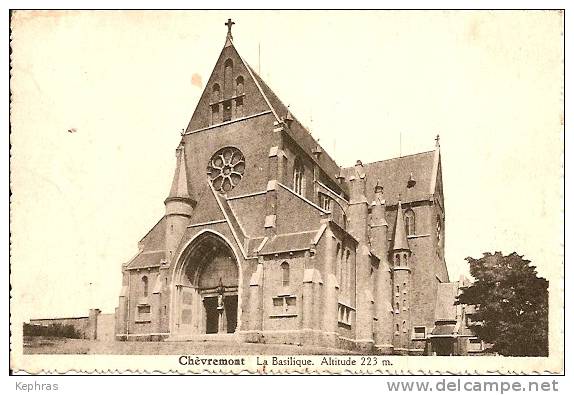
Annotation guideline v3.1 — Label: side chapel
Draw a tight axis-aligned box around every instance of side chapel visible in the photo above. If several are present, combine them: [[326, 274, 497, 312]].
[[115, 20, 476, 355]]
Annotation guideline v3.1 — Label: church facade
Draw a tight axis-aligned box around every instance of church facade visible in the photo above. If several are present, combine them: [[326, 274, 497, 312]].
[[115, 22, 458, 355]]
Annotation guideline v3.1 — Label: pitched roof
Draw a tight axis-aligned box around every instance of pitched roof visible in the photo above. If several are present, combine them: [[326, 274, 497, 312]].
[[434, 282, 459, 322], [343, 149, 439, 206], [258, 230, 319, 255], [392, 200, 409, 251], [245, 64, 346, 193], [125, 250, 165, 270]]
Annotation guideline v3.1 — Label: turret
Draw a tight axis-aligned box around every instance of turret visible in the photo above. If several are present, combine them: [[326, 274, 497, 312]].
[[370, 180, 388, 258], [347, 160, 374, 351], [164, 142, 195, 263], [370, 181, 394, 353], [391, 198, 412, 353]]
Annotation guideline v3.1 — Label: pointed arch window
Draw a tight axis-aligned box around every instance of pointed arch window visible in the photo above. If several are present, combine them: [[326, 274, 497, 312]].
[[405, 209, 415, 236], [293, 158, 305, 196], [212, 84, 221, 102], [211, 84, 221, 125], [336, 243, 342, 285], [281, 262, 290, 287], [345, 250, 351, 294], [235, 76, 244, 96], [142, 276, 149, 297], [224, 59, 234, 97]]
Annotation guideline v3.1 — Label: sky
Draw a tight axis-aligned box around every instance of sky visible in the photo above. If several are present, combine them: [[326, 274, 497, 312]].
[[10, 11, 563, 319]]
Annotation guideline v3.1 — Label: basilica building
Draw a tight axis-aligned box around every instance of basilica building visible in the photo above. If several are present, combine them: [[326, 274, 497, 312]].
[[115, 21, 476, 355]]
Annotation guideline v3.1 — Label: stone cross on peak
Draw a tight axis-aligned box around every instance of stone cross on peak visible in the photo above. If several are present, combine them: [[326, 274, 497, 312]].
[[225, 18, 235, 36]]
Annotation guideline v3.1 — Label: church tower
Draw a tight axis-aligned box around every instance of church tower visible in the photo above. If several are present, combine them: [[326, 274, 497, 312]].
[[164, 142, 195, 263], [347, 160, 374, 351], [391, 199, 412, 353]]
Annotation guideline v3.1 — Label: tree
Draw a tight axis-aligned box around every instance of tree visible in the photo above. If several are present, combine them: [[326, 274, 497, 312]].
[[458, 252, 548, 356]]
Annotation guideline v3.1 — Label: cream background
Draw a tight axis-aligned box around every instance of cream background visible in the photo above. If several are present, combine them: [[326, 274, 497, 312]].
[[9, 10, 564, 372]]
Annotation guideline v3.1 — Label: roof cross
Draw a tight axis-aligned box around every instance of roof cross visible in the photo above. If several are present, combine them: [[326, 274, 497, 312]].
[[225, 18, 235, 36], [435, 134, 440, 148]]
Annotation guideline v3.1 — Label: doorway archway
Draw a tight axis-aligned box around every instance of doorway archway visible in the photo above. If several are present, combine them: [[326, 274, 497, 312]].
[[171, 231, 240, 336]]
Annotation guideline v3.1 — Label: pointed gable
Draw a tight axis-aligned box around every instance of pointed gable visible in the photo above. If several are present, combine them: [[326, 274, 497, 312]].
[[185, 39, 272, 133], [183, 34, 346, 194]]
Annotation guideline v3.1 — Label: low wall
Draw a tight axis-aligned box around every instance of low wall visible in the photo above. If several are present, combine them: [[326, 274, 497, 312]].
[[29, 309, 115, 341], [29, 317, 89, 339]]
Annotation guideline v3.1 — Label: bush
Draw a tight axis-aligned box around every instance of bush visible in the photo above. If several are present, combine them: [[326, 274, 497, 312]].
[[23, 322, 82, 339]]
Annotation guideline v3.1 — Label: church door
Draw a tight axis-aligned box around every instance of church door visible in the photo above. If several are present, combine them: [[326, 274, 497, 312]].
[[173, 233, 240, 337], [224, 295, 238, 333], [203, 297, 219, 334]]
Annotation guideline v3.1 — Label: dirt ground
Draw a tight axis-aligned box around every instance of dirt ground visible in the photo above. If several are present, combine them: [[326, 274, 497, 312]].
[[23, 336, 359, 355]]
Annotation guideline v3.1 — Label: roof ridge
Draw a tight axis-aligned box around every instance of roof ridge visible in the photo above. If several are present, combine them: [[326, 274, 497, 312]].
[[345, 149, 436, 170]]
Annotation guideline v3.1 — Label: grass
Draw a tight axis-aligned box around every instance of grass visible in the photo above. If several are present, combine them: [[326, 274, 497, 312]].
[[23, 336, 359, 355]]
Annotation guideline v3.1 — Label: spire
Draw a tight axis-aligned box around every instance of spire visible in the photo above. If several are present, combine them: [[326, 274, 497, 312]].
[[224, 18, 235, 47], [371, 180, 388, 227], [166, 143, 192, 202], [392, 198, 409, 251]]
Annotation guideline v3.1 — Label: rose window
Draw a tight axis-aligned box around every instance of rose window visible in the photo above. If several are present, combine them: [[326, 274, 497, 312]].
[[207, 147, 245, 192]]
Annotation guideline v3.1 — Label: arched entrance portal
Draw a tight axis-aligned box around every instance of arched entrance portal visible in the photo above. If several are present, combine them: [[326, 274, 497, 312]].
[[172, 232, 240, 336]]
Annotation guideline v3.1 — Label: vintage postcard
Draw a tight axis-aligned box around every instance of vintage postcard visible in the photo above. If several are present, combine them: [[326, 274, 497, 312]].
[[9, 10, 564, 374]]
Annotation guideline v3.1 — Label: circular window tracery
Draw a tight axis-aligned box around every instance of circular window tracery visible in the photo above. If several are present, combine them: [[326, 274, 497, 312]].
[[207, 147, 245, 192]]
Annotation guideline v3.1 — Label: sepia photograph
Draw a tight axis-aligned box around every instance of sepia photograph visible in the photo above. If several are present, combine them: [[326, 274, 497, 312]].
[[9, 10, 564, 374]]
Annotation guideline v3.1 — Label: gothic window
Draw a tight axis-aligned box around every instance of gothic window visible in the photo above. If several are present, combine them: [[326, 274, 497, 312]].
[[223, 100, 232, 122], [235, 97, 244, 118], [207, 147, 246, 193], [402, 320, 407, 332], [396, 285, 400, 296], [405, 209, 415, 236], [293, 158, 305, 196], [336, 243, 342, 285], [212, 83, 221, 102], [142, 276, 148, 297], [211, 104, 220, 125], [235, 76, 244, 95], [318, 192, 332, 211], [345, 250, 351, 293], [403, 299, 407, 310], [281, 262, 290, 287], [395, 324, 400, 334], [395, 302, 400, 314], [224, 59, 234, 97]]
